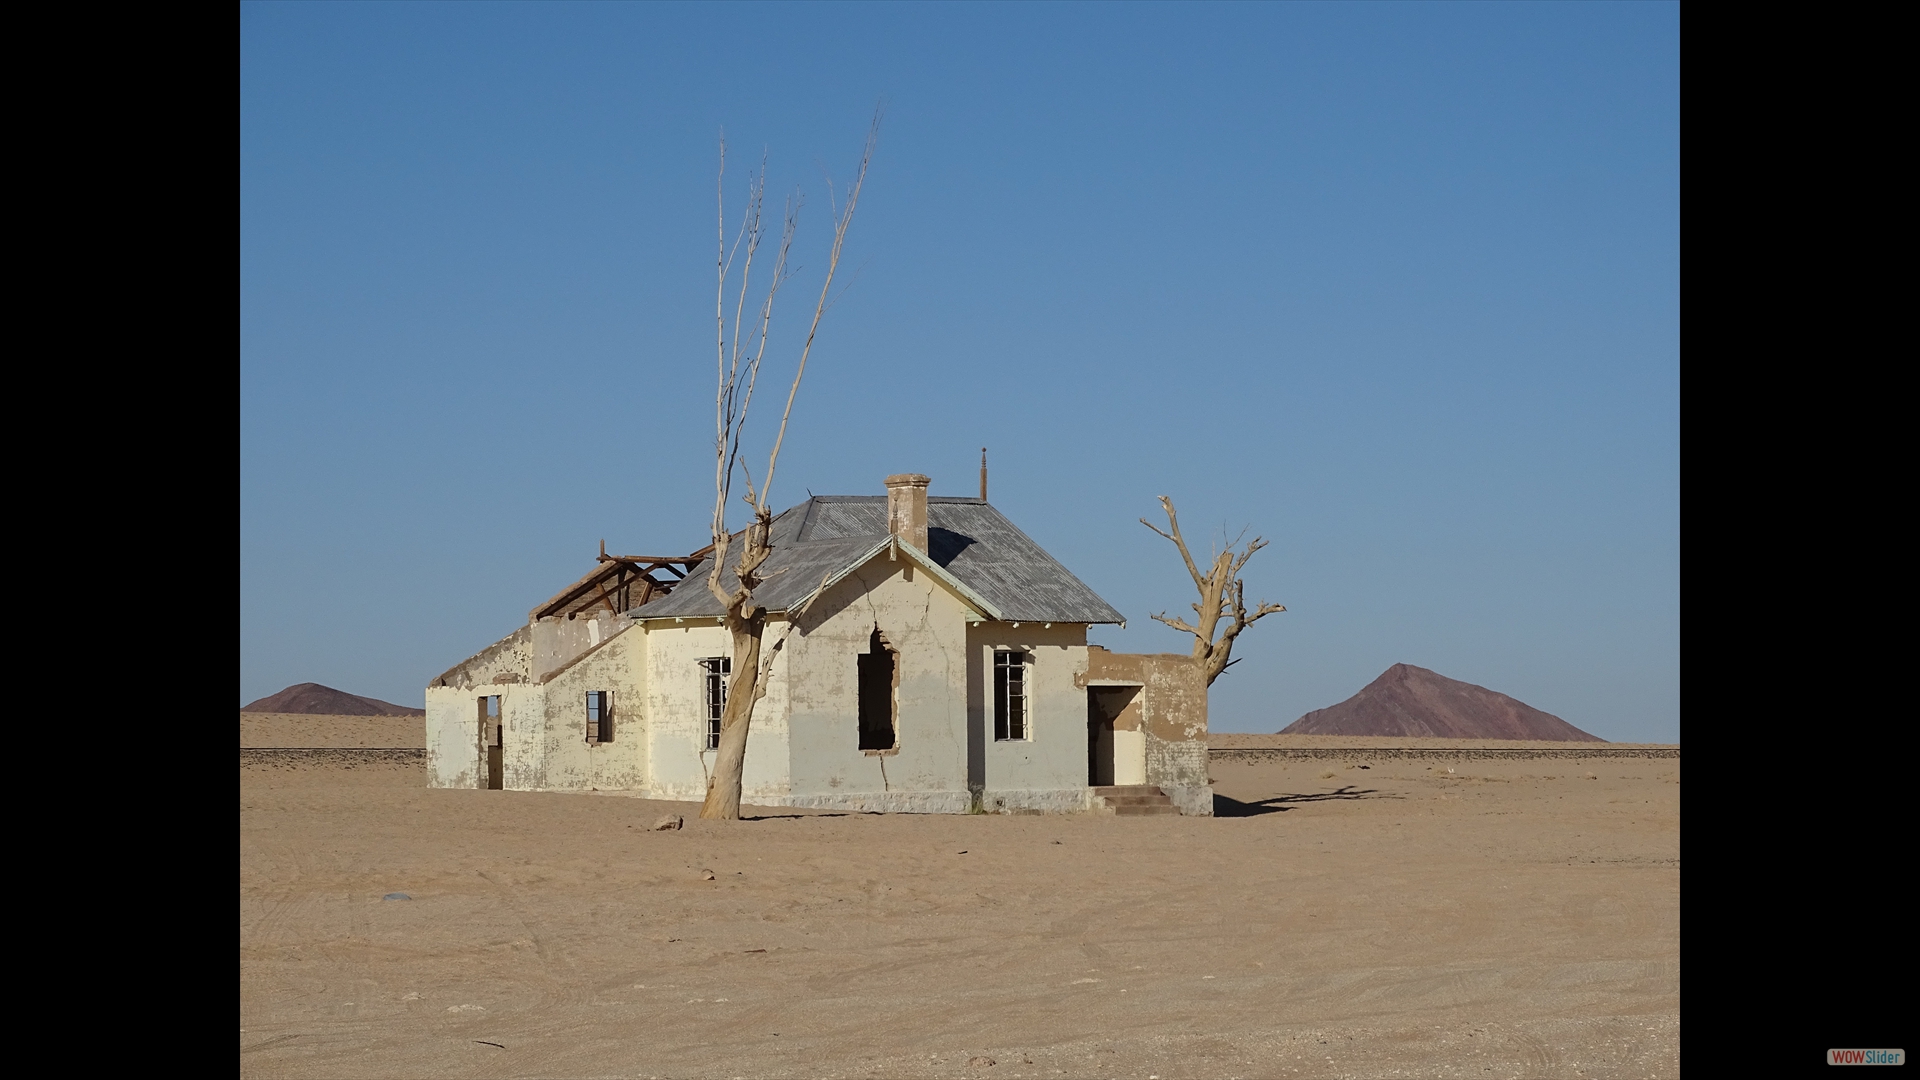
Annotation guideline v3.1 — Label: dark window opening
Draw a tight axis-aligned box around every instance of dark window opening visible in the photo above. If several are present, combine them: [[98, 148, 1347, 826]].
[[994, 650, 1029, 741], [586, 690, 614, 743], [858, 628, 897, 751], [480, 696, 503, 790], [700, 657, 730, 750]]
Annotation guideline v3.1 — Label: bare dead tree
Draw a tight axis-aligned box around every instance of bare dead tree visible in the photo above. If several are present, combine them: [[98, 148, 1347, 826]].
[[1141, 495, 1286, 687], [700, 111, 880, 821]]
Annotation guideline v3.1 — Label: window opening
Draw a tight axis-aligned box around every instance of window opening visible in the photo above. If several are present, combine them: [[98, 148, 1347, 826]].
[[585, 690, 613, 743], [699, 657, 730, 750], [994, 650, 1030, 741], [858, 628, 898, 751], [480, 696, 504, 790]]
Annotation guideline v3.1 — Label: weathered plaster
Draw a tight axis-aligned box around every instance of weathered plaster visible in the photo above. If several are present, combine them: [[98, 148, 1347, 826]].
[[1085, 646, 1212, 815], [970, 621, 1092, 801], [981, 787, 1096, 813], [760, 791, 973, 814], [532, 611, 625, 682], [885, 473, 931, 553], [637, 620, 793, 803], [426, 626, 532, 789], [425, 685, 483, 789], [425, 556, 1204, 815], [430, 625, 531, 690], [532, 622, 647, 792], [499, 688, 547, 791], [784, 552, 975, 803]]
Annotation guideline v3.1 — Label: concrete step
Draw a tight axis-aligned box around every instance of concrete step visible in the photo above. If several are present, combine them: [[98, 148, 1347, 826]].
[[1092, 785, 1178, 816]]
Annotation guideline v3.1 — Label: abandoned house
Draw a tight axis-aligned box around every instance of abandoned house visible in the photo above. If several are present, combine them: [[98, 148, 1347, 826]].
[[425, 473, 1211, 815]]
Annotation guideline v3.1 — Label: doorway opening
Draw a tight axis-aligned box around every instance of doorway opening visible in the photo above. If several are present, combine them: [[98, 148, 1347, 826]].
[[480, 695, 503, 789], [858, 627, 898, 751], [1086, 686, 1140, 786]]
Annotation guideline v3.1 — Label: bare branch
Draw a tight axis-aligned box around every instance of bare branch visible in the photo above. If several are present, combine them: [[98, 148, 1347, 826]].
[[762, 105, 881, 510], [1144, 495, 1287, 687], [1150, 612, 1201, 636], [713, 135, 729, 546], [1141, 496, 1206, 591], [728, 192, 798, 504], [699, 108, 884, 821], [1230, 535, 1269, 579], [1138, 518, 1176, 543], [821, 257, 874, 316]]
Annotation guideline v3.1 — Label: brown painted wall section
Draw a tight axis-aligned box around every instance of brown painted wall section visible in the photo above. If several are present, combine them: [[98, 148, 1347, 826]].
[[1082, 647, 1211, 814], [1083, 647, 1207, 741]]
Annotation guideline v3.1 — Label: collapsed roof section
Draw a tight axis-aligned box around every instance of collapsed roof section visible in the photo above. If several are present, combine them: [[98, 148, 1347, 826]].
[[529, 542, 709, 621], [633, 497, 1126, 625]]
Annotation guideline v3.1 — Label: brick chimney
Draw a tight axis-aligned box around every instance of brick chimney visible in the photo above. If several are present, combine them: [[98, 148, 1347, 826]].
[[885, 473, 931, 552]]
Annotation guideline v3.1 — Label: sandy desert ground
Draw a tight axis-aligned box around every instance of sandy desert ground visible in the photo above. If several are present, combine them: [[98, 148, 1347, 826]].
[[240, 729, 1678, 1079]]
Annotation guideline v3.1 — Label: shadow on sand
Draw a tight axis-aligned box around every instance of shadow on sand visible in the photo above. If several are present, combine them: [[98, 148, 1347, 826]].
[[1214, 785, 1399, 817]]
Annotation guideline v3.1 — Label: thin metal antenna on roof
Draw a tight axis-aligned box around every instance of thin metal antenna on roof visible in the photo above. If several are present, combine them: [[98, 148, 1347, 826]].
[[980, 447, 988, 502]]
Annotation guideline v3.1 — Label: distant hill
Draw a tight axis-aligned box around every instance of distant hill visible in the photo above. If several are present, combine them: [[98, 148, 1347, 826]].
[[241, 683, 424, 717], [1280, 664, 1602, 741]]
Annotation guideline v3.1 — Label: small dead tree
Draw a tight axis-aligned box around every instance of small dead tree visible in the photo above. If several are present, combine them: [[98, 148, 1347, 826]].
[[700, 113, 879, 821], [1141, 495, 1286, 687]]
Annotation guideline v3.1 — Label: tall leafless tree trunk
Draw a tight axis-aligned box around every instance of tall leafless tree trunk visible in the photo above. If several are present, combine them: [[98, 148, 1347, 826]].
[[700, 112, 880, 821], [1142, 495, 1286, 687]]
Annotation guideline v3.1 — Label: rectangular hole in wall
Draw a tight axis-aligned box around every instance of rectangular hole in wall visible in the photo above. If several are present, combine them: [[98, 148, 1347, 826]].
[[1086, 686, 1137, 786], [481, 695, 503, 790], [859, 628, 897, 751], [586, 690, 613, 744]]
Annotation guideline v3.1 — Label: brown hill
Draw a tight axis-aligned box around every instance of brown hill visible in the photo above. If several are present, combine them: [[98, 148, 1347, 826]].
[[1280, 664, 1603, 741], [241, 683, 424, 717]]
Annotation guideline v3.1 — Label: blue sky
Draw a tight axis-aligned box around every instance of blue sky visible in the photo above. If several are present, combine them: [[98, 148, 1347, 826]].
[[240, 2, 1678, 740]]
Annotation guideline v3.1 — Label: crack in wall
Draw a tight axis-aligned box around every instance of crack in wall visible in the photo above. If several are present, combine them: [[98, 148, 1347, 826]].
[[845, 561, 964, 792]]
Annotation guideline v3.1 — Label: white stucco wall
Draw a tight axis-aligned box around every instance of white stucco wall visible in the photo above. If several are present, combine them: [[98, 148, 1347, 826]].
[[639, 619, 792, 803], [969, 622, 1093, 811], [426, 684, 548, 789], [499, 686, 547, 790], [425, 625, 533, 789], [426, 685, 484, 788], [531, 622, 647, 791], [532, 611, 625, 681], [780, 554, 974, 811], [424, 555, 1142, 817]]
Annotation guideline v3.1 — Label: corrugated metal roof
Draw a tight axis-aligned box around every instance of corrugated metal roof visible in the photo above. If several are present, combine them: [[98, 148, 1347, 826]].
[[634, 496, 1125, 625]]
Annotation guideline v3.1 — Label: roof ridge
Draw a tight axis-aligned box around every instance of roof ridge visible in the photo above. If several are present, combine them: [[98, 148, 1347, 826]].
[[787, 494, 986, 503], [625, 495, 1125, 625], [793, 496, 821, 542]]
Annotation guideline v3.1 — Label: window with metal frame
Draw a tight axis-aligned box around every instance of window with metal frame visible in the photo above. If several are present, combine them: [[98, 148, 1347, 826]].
[[994, 650, 1030, 741], [585, 690, 614, 743], [699, 657, 731, 750]]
